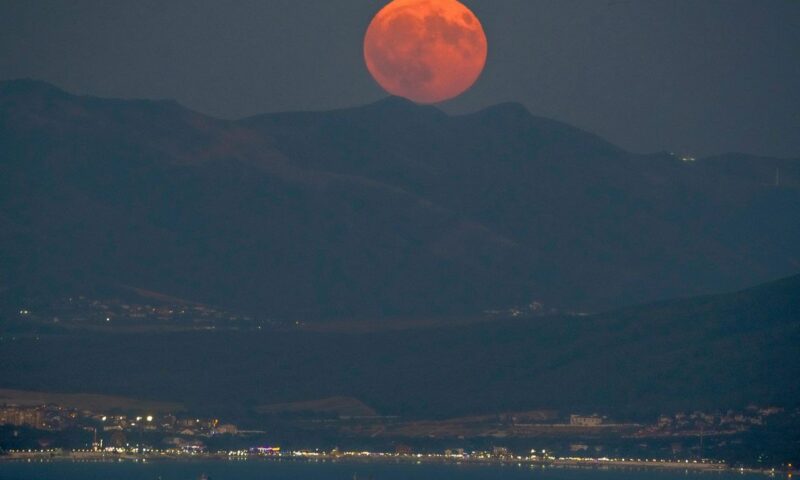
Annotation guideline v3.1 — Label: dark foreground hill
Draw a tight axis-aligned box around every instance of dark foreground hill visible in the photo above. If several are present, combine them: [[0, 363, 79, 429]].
[[1, 273, 797, 418], [2, 79, 800, 318]]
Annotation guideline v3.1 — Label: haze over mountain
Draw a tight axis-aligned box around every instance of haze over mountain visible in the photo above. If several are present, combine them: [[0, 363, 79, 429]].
[[1, 79, 799, 319]]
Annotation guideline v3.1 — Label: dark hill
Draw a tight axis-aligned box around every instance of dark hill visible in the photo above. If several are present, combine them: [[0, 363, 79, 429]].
[[0, 80, 528, 318], [1, 274, 797, 417], [244, 98, 800, 311], [2, 79, 800, 318]]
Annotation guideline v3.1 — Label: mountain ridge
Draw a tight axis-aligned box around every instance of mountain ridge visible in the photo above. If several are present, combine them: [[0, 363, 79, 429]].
[[1, 79, 799, 318]]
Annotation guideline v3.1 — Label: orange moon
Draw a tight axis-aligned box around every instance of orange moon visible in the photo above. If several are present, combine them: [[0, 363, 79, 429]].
[[364, 0, 488, 104]]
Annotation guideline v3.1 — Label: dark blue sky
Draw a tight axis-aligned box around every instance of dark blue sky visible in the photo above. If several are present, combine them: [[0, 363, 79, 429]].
[[1, 0, 798, 158]]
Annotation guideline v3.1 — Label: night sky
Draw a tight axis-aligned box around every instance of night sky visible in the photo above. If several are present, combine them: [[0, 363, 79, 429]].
[[1, 0, 798, 158]]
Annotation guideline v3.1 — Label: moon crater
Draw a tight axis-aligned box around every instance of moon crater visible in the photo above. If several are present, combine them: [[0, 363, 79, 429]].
[[364, 0, 488, 104]]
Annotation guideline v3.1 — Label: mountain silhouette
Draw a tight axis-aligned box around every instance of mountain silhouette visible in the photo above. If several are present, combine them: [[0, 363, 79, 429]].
[[2, 79, 799, 319]]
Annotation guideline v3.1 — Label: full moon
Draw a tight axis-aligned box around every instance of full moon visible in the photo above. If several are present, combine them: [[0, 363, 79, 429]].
[[364, 0, 488, 104]]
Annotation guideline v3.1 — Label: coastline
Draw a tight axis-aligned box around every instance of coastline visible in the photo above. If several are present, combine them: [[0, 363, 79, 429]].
[[0, 450, 790, 476]]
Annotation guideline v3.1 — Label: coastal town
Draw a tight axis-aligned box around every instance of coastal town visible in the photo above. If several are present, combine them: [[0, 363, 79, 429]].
[[10, 294, 274, 333], [1, 399, 796, 473], [2, 292, 798, 472]]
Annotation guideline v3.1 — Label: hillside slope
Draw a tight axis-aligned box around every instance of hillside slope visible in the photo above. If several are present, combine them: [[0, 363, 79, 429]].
[[1, 274, 797, 417], [244, 98, 800, 310], [2, 79, 799, 318], [0, 80, 529, 318]]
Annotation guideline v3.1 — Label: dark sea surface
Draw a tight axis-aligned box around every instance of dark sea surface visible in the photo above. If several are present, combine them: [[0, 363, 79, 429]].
[[0, 461, 770, 480]]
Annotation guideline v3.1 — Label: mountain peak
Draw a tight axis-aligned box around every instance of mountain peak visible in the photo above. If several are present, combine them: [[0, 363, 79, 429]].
[[478, 101, 531, 118], [371, 95, 418, 109], [362, 95, 445, 117]]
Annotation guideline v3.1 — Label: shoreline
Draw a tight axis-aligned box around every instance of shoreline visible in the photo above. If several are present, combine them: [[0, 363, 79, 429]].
[[0, 450, 790, 476]]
